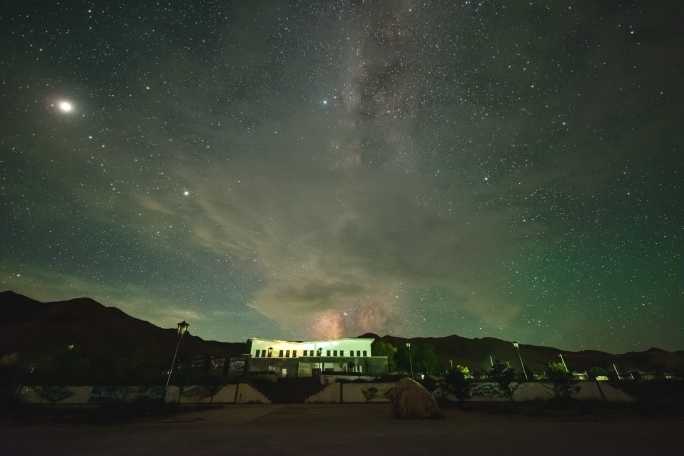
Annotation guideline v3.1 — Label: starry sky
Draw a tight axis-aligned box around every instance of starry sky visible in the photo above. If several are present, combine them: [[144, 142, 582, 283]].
[[1, 0, 682, 353]]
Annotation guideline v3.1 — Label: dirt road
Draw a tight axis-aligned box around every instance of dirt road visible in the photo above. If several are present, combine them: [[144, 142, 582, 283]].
[[1, 404, 681, 455]]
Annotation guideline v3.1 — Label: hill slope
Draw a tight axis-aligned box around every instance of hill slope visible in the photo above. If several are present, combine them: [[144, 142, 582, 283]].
[[0, 290, 246, 366]]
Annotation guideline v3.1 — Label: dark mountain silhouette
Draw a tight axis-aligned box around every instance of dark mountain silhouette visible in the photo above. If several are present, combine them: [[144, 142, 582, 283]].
[[0, 291, 245, 367], [363, 334, 684, 374], [2, 291, 683, 378]]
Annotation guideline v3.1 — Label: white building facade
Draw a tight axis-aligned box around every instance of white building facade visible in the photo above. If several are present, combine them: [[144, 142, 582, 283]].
[[249, 337, 373, 359], [244, 337, 387, 378]]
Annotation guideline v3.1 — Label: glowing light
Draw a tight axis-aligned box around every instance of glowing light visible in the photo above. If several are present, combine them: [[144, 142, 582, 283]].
[[57, 100, 74, 113], [183, 190, 190, 196]]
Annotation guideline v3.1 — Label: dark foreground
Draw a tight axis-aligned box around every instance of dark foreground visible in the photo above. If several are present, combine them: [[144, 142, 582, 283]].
[[1, 404, 682, 455]]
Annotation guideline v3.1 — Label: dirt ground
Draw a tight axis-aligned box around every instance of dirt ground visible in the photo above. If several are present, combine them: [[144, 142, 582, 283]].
[[1, 404, 682, 455]]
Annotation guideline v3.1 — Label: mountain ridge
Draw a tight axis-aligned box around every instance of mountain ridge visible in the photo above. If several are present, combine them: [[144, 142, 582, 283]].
[[2, 290, 683, 375]]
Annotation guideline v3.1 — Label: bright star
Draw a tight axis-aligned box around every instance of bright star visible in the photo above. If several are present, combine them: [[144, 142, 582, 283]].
[[57, 100, 74, 113]]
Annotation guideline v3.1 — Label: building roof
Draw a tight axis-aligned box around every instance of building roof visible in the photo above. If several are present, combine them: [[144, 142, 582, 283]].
[[247, 337, 375, 344]]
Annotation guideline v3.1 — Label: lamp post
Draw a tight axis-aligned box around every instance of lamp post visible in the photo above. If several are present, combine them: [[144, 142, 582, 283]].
[[165, 321, 190, 389], [612, 362, 623, 381], [406, 342, 414, 378], [513, 341, 529, 381]]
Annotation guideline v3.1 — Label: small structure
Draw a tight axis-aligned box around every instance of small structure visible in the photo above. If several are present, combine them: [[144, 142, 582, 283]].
[[245, 337, 388, 378], [572, 371, 589, 381]]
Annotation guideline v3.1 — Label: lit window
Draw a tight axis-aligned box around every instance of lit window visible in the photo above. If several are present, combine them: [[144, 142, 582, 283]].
[[279, 350, 284, 358]]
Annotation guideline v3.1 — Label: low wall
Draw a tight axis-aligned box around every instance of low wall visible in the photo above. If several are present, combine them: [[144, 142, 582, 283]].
[[18, 386, 94, 405], [90, 386, 165, 403], [17, 384, 270, 405], [511, 383, 555, 402], [176, 384, 270, 404], [178, 385, 236, 404], [306, 382, 340, 403], [467, 381, 634, 402], [15, 381, 634, 405], [341, 383, 394, 403], [595, 382, 634, 402], [236, 384, 271, 404]]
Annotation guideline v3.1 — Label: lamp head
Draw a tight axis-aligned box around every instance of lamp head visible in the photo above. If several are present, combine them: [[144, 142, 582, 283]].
[[177, 320, 190, 335]]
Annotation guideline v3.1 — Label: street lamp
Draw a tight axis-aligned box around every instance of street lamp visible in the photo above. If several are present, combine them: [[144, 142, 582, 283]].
[[165, 321, 190, 389], [513, 341, 529, 381], [406, 342, 414, 378]]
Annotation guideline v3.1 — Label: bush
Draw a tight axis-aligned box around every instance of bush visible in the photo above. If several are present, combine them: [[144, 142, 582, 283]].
[[445, 368, 470, 401], [546, 361, 578, 399], [487, 360, 516, 398]]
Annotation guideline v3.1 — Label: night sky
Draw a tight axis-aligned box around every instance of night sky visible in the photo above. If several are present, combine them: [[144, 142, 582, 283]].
[[1, 1, 682, 353]]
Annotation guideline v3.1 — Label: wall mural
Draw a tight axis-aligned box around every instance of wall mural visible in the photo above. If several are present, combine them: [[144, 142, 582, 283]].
[[89, 386, 165, 403], [16, 381, 632, 404], [361, 386, 380, 401], [180, 385, 222, 402], [31, 386, 75, 403], [89, 386, 128, 403]]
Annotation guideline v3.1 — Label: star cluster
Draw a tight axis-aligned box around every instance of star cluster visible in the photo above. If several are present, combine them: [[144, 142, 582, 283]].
[[0, 1, 682, 352]]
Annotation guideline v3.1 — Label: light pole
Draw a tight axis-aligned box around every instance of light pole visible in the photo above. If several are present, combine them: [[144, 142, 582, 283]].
[[406, 342, 414, 378], [513, 341, 529, 381], [612, 362, 623, 381], [165, 321, 190, 389]]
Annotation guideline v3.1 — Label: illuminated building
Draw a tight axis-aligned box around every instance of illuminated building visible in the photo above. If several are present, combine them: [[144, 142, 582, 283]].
[[242, 337, 388, 378]]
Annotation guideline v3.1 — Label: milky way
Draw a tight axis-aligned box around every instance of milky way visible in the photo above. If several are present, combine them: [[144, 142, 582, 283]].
[[1, 1, 682, 352]]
